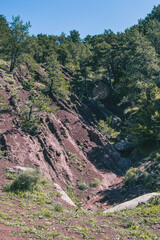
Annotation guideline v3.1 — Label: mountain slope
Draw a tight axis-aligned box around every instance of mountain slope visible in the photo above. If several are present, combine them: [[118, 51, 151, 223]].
[[0, 64, 130, 208]]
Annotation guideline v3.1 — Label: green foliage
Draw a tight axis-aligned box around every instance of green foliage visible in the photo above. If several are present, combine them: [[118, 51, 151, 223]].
[[0, 94, 9, 111], [29, 91, 56, 116], [125, 151, 160, 190], [0, 59, 9, 71], [17, 53, 41, 73], [20, 118, 40, 136], [65, 185, 81, 207], [128, 85, 160, 145], [74, 225, 90, 239], [97, 117, 120, 140], [0, 211, 12, 219], [67, 152, 79, 160], [19, 91, 56, 135], [5, 171, 17, 180], [65, 185, 76, 201], [44, 54, 70, 99], [4, 76, 14, 84], [47, 230, 60, 238], [89, 178, 100, 188], [21, 78, 35, 91], [54, 203, 64, 212], [124, 168, 143, 187], [9, 15, 31, 71], [0, 150, 5, 158], [1, 7, 160, 151], [4, 168, 42, 192], [17, 53, 43, 82], [78, 180, 88, 190], [0, 15, 11, 59]]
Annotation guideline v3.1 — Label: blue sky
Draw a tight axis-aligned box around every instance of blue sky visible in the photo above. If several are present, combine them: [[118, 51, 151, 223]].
[[1, 0, 160, 38]]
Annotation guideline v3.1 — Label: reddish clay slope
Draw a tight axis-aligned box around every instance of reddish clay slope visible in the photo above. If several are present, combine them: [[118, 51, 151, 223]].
[[0, 66, 129, 204]]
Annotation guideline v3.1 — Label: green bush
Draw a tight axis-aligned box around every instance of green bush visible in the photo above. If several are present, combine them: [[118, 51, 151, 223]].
[[97, 118, 120, 140], [4, 77, 15, 84], [5, 168, 42, 192], [0, 59, 9, 71], [124, 168, 142, 187], [0, 150, 5, 159], [78, 180, 88, 190], [90, 178, 100, 188], [127, 87, 160, 146], [0, 94, 9, 111], [21, 119, 39, 136], [124, 152, 160, 190], [54, 203, 64, 212], [67, 151, 79, 160]]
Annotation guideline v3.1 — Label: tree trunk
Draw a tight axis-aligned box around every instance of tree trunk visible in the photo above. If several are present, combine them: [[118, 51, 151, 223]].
[[10, 48, 18, 72], [28, 105, 33, 121], [107, 66, 114, 90], [49, 79, 54, 95], [10, 55, 15, 72]]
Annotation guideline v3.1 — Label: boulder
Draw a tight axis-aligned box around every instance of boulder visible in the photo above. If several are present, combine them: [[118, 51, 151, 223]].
[[54, 183, 76, 208], [104, 193, 160, 213], [114, 142, 133, 152], [7, 166, 34, 173]]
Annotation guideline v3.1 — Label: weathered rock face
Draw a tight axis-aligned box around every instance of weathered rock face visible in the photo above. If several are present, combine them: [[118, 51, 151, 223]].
[[114, 142, 133, 152], [54, 183, 76, 208], [104, 193, 160, 213], [8, 166, 34, 173], [0, 66, 129, 202]]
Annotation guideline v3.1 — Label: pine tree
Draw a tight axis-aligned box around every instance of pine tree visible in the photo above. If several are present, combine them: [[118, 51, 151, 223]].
[[9, 16, 31, 72]]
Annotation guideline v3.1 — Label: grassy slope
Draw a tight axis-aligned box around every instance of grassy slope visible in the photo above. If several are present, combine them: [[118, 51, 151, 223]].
[[0, 172, 159, 240]]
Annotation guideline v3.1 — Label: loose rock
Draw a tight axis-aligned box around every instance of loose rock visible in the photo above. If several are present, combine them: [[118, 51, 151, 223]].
[[104, 193, 160, 213], [54, 183, 76, 208], [114, 142, 133, 152], [7, 166, 34, 173]]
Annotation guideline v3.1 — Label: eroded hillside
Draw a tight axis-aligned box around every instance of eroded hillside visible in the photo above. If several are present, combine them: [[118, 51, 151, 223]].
[[0, 63, 131, 210]]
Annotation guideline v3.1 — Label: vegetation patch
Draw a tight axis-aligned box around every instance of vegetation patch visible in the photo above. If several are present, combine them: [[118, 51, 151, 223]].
[[54, 203, 64, 212], [89, 178, 101, 188], [124, 151, 160, 191], [4, 75, 15, 84], [0, 94, 9, 111], [78, 180, 88, 190], [65, 185, 82, 207], [0, 59, 9, 71], [97, 118, 120, 140], [4, 168, 42, 192]]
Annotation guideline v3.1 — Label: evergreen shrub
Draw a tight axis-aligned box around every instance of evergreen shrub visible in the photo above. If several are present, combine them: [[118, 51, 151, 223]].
[[5, 168, 42, 192]]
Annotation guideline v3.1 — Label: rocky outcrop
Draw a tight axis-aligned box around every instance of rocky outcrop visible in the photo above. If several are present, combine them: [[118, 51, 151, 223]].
[[0, 66, 129, 204], [54, 183, 76, 208], [8, 166, 34, 173], [104, 193, 160, 213], [114, 142, 133, 152]]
